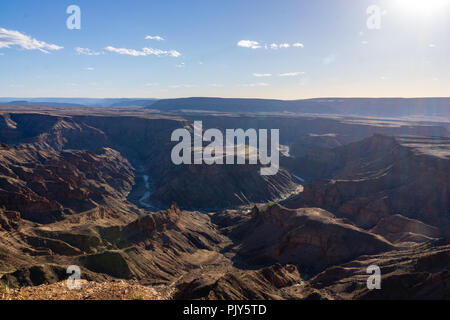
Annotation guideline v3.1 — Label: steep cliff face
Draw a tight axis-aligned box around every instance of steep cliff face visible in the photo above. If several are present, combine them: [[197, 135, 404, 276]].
[[0, 203, 231, 288], [310, 242, 450, 300], [286, 135, 450, 231], [0, 112, 302, 211], [173, 263, 309, 300], [149, 163, 299, 209], [0, 209, 21, 231], [0, 143, 134, 223], [223, 204, 393, 275], [370, 214, 442, 244]]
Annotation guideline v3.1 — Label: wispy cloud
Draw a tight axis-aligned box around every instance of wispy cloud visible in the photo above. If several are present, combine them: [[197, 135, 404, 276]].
[[145, 82, 159, 87], [84, 67, 94, 71], [238, 40, 304, 50], [209, 83, 224, 87], [75, 47, 103, 56], [253, 73, 272, 77], [105, 46, 181, 57], [145, 35, 165, 41], [279, 72, 305, 77], [237, 40, 261, 49], [0, 27, 62, 53], [271, 42, 303, 49], [105, 46, 146, 56]]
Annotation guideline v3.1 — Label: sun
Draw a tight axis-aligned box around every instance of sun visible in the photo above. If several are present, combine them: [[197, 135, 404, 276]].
[[393, 0, 450, 15]]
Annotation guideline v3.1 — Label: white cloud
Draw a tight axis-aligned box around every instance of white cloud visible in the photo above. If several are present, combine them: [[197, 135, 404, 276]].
[[429, 44, 436, 48], [242, 41, 304, 50], [75, 47, 103, 56], [237, 40, 261, 49], [361, 40, 369, 45], [253, 73, 272, 77], [176, 62, 185, 68], [145, 82, 159, 87], [209, 83, 224, 87], [270, 42, 303, 49], [0, 27, 63, 53], [84, 67, 94, 71], [145, 35, 165, 41], [105, 46, 146, 56], [105, 46, 181, 57], [242, 82, 270, 87], [279, 72, 305, 77]]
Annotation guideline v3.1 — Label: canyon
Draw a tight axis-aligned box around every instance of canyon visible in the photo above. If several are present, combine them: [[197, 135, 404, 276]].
[[0, 104, 449, 300]]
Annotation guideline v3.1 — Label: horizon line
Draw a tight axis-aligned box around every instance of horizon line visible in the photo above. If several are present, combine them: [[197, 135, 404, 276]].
[[1, 96, 450, 101]]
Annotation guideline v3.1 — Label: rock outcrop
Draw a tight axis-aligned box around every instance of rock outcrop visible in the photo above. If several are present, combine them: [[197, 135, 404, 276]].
[[286, 135, 450, 231], [173, 264, 309, 300], [310, 242, 450, 300], [228, 204, 394, 274], [0, 143, 134, 223]]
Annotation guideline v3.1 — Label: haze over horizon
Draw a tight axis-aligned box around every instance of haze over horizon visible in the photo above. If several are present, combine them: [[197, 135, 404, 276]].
[[1, 0, 449, 99], [2, 96, 450, 101]]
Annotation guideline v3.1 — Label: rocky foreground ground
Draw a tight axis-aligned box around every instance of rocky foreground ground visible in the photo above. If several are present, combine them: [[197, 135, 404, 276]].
[[1, 280, 164, 300]]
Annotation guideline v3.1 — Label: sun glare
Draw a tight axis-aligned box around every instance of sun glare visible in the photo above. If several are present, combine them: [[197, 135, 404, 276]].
[[393, 0, 450, 16]]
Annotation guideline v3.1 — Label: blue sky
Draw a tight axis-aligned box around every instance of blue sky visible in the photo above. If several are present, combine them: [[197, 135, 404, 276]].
[[1, 0, 449, 99]]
